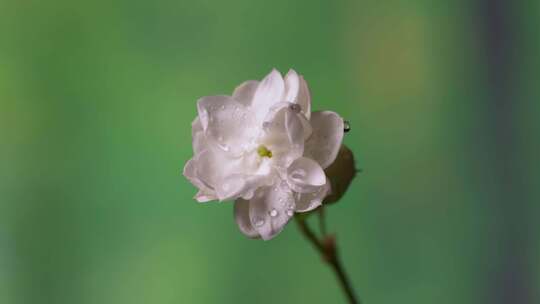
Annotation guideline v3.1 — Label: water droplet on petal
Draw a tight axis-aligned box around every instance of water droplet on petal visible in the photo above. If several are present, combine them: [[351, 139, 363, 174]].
[[220, 105, 225, 110], [344, 120, 351, 133], [254, 218, 265, 227], [289, 104, 301, 113], [217, 143, 230, 152], [290, 169, 306, 180], [286, 209, 294, 217], [269, 209, 278, 217]]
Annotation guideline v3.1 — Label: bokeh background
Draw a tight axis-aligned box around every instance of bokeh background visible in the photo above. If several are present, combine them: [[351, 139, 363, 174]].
[[1, 0, 539, 303]]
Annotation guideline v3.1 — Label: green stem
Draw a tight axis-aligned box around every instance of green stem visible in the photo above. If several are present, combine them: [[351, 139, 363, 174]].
[[295, 214, 360, 304]]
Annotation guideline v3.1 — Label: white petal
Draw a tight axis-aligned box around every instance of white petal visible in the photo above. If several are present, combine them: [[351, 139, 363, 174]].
[[295, 180, 330, 212], [252, 69, 285, 122], [191, 117, 207, 154], [232, 80, 259, 106], [234, 199, 260, 238], [194, 148, 272, 201], [298, 113, 312, 141], [197, 95, 257, 157], [195, 189, 217, 202], [304, 111, 344, 169], [260, 103, 305, 168], [183, 158, 217, 202], [286, 157, 326, 193], [248, 186, 295, 240], [283, 69, 299, 102], [195, 149, 246, 200], [297, 76, 311, 119]]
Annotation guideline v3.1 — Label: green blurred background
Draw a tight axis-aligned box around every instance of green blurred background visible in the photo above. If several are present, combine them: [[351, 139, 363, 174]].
[[1, 0, 539, 303]]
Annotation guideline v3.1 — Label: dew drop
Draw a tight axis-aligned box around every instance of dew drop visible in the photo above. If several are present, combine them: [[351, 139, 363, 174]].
[[217, 143, 230, 152], [221, 105, 225, 110], [254, 218, 265, 227], [344, 120, 351, 133], [289, 104, 301, 113], [286, 209, 294, 217], [290, 169, 306, 180], [269, 209, 278, 217]]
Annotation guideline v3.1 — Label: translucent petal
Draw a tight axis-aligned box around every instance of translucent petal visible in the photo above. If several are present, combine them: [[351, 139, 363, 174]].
[[283, 69, 299, 103], [251, 69, 285, 122], [294, 180, 330, 212], [304, 111, 344, 169], [286, 157, 326, 193], [259, 103, 305, 168], [248, 186, 295, 240], [197, 95, 257, 157], [232, 80, 259, 106], [234, 199, 260, 238]]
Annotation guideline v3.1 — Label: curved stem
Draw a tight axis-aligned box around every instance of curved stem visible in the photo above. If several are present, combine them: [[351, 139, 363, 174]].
[[318, 207, 327, 236], [295, 215, 360, 304]]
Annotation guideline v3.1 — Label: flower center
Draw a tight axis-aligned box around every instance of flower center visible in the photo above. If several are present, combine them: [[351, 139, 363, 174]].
[[257, 145, 273, 158]]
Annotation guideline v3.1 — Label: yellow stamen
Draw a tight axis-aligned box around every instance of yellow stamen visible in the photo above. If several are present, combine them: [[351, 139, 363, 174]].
[[257, 145, 272, 158]]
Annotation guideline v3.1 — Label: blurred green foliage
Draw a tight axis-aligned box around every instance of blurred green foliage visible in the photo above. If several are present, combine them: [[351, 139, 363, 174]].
[[1, 0, 538, 303]]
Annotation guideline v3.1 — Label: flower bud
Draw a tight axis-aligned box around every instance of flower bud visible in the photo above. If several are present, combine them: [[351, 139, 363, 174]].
[[323, 145, 357, 204]]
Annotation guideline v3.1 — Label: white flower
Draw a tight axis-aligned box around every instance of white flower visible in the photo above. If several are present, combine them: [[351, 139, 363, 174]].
[[183, 69, 344, 240]]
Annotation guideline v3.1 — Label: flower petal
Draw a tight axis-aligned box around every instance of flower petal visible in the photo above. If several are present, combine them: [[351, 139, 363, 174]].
[[195, 149, 246, 200], [248, 186, 296, 240], [260, 103, 305, 168], [191, 117, 207, 154], [194, 148, 273, 201], [252, 69, 285, 122], [294, 180, 330, 212], [234, 198, 261, 239], [283, 69, 300, 103], [304, 111, 344, 169], [195, 189, 217, 203], [183, 158, 217, 202], [232, 80, 259, 106], [197, 95, 257, 157], [297, 76, 311, 119], [286, 157, 326, 193]]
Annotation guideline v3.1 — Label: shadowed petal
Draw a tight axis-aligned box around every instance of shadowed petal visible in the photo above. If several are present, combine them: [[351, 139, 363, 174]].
[[304, 111, 344, 169], [234, 199, 261, 238]]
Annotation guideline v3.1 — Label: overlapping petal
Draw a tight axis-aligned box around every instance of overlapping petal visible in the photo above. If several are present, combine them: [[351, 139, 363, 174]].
[[232, 80, 259, 105], [246, 186, 295, 240], [197, 95, 257, 157], [252, 69, 285, 122], [304, 111, 344, 169], [259, 103, 305, 168], [297, 76, 311, 119], [183, 158, 217, 202], [283, 69, 300, 103], [234, 198, 260, 238], [294, 180, 330, 212], [286, 157, 326, 193]]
